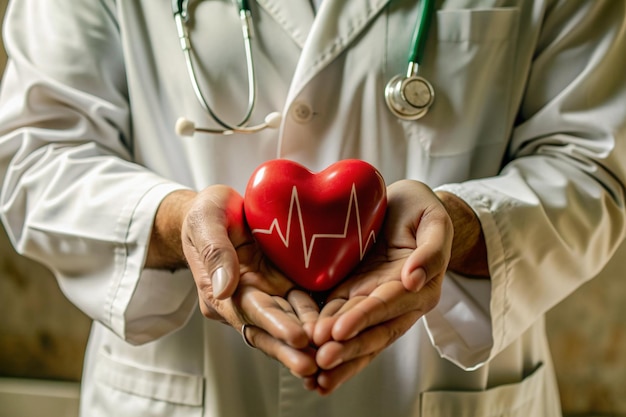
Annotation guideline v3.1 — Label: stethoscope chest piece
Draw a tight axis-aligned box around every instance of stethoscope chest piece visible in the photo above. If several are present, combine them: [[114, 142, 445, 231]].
[[385, 0, 436, 121], [385, 74, 434, 120]]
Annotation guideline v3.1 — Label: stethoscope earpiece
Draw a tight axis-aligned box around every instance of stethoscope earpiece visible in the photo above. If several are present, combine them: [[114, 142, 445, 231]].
[[175, 111, 283, 137], [175, 117, 198, 137], [263, 112, 283, 129]]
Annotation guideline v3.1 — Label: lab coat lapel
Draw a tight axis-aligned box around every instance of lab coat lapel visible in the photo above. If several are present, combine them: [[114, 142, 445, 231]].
[[286, 0, 391, 103], [255, 0, 315, 48]]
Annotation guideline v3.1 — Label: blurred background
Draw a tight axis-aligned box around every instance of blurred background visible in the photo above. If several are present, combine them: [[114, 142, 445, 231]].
[[0, 0, 625, 416]]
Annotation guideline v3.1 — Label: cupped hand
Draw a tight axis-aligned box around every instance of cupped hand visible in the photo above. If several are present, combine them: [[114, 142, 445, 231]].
[[181, 185, 320, 378], [310, 180, 454, 394]]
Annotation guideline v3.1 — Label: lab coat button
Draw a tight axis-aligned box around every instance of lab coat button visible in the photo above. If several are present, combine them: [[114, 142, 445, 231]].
[[291, 102, 313, 123]]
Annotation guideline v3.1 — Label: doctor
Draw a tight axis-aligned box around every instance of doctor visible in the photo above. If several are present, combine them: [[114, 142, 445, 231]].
[[1, 0, 625, 416]]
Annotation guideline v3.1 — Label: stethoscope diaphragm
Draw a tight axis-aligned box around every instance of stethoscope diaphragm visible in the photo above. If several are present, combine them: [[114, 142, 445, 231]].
[[384, 74, 434, 120]]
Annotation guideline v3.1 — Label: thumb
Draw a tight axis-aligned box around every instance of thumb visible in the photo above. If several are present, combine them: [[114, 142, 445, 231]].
[[182, 185, 246, 300], [401, 205, 453, 292]]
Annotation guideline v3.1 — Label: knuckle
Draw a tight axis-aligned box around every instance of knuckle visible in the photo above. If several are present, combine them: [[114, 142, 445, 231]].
[[197, 281, 215, 303], [386, 324, 405, 346], [200, 241, 229, 266], [427, 291, 442, 312], [430, 251, 450, 274], [198, 298, 221, 321], [422, 280, 443, 313], [350, 338, 367, 357], [381, 312, 421, 349]]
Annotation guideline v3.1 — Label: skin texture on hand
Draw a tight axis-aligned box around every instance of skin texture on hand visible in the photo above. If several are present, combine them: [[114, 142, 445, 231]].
[[305, 180, 455, 394], [145, 189, 196, 271], [144, 182, 489, 394], [147, 187, 319, 378], [301, 184, 490, 394], [436, 191, 489, 278]]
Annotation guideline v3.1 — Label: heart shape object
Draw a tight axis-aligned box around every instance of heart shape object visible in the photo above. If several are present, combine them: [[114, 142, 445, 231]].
[[244, 159, 387, 292]]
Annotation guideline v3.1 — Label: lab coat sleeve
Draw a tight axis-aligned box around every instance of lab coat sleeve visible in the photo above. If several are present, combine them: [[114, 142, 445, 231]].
[[424, 1, 626, 369], [0, 0, 197, 344]]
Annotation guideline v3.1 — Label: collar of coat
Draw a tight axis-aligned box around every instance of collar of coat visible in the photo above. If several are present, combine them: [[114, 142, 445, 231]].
[[256, 0, 390, 51], [255, 0, 391, 100]]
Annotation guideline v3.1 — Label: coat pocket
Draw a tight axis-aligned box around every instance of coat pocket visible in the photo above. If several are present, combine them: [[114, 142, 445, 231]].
[[408, 7, 521, 157], [91, 350, 204, 417], [420, 363, 551, 417]]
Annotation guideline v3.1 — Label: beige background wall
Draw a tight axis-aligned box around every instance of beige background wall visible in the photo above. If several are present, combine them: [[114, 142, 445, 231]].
[[0, 1, 625, 415]]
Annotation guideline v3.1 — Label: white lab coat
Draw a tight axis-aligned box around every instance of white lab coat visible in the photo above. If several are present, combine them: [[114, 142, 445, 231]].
[[1, 0, 625, 416]]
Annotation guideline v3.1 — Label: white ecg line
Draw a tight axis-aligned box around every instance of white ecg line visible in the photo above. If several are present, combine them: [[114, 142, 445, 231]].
[[251, 184, 378, 269]]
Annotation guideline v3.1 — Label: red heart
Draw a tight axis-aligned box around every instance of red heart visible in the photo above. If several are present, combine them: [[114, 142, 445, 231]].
[[244, 159, 387, 292]]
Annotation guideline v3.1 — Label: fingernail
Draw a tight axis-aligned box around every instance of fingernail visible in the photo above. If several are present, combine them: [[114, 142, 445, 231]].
[[410, 268, 427, 292], [212, 267, 229, 297]]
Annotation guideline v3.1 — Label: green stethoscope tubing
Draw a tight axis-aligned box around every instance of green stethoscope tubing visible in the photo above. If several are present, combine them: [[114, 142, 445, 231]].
[[173, 0, 272, 135], [172, 0, 436, 136], [408, 0, 434, 69], [385, 0, 436, 120]]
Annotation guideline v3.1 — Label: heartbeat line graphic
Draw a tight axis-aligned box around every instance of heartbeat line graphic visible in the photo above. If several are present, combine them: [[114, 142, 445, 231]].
[[251, 184, 377, 269]]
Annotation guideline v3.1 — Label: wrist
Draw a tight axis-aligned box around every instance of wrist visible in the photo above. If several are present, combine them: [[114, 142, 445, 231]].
[[436, 191, 489, 278], [146, 189, 197, 270]]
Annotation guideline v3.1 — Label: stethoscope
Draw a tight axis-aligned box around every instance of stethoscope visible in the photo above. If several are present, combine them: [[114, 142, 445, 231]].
[[384, 0, 435, 120], [173, 0, 435, 137]]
